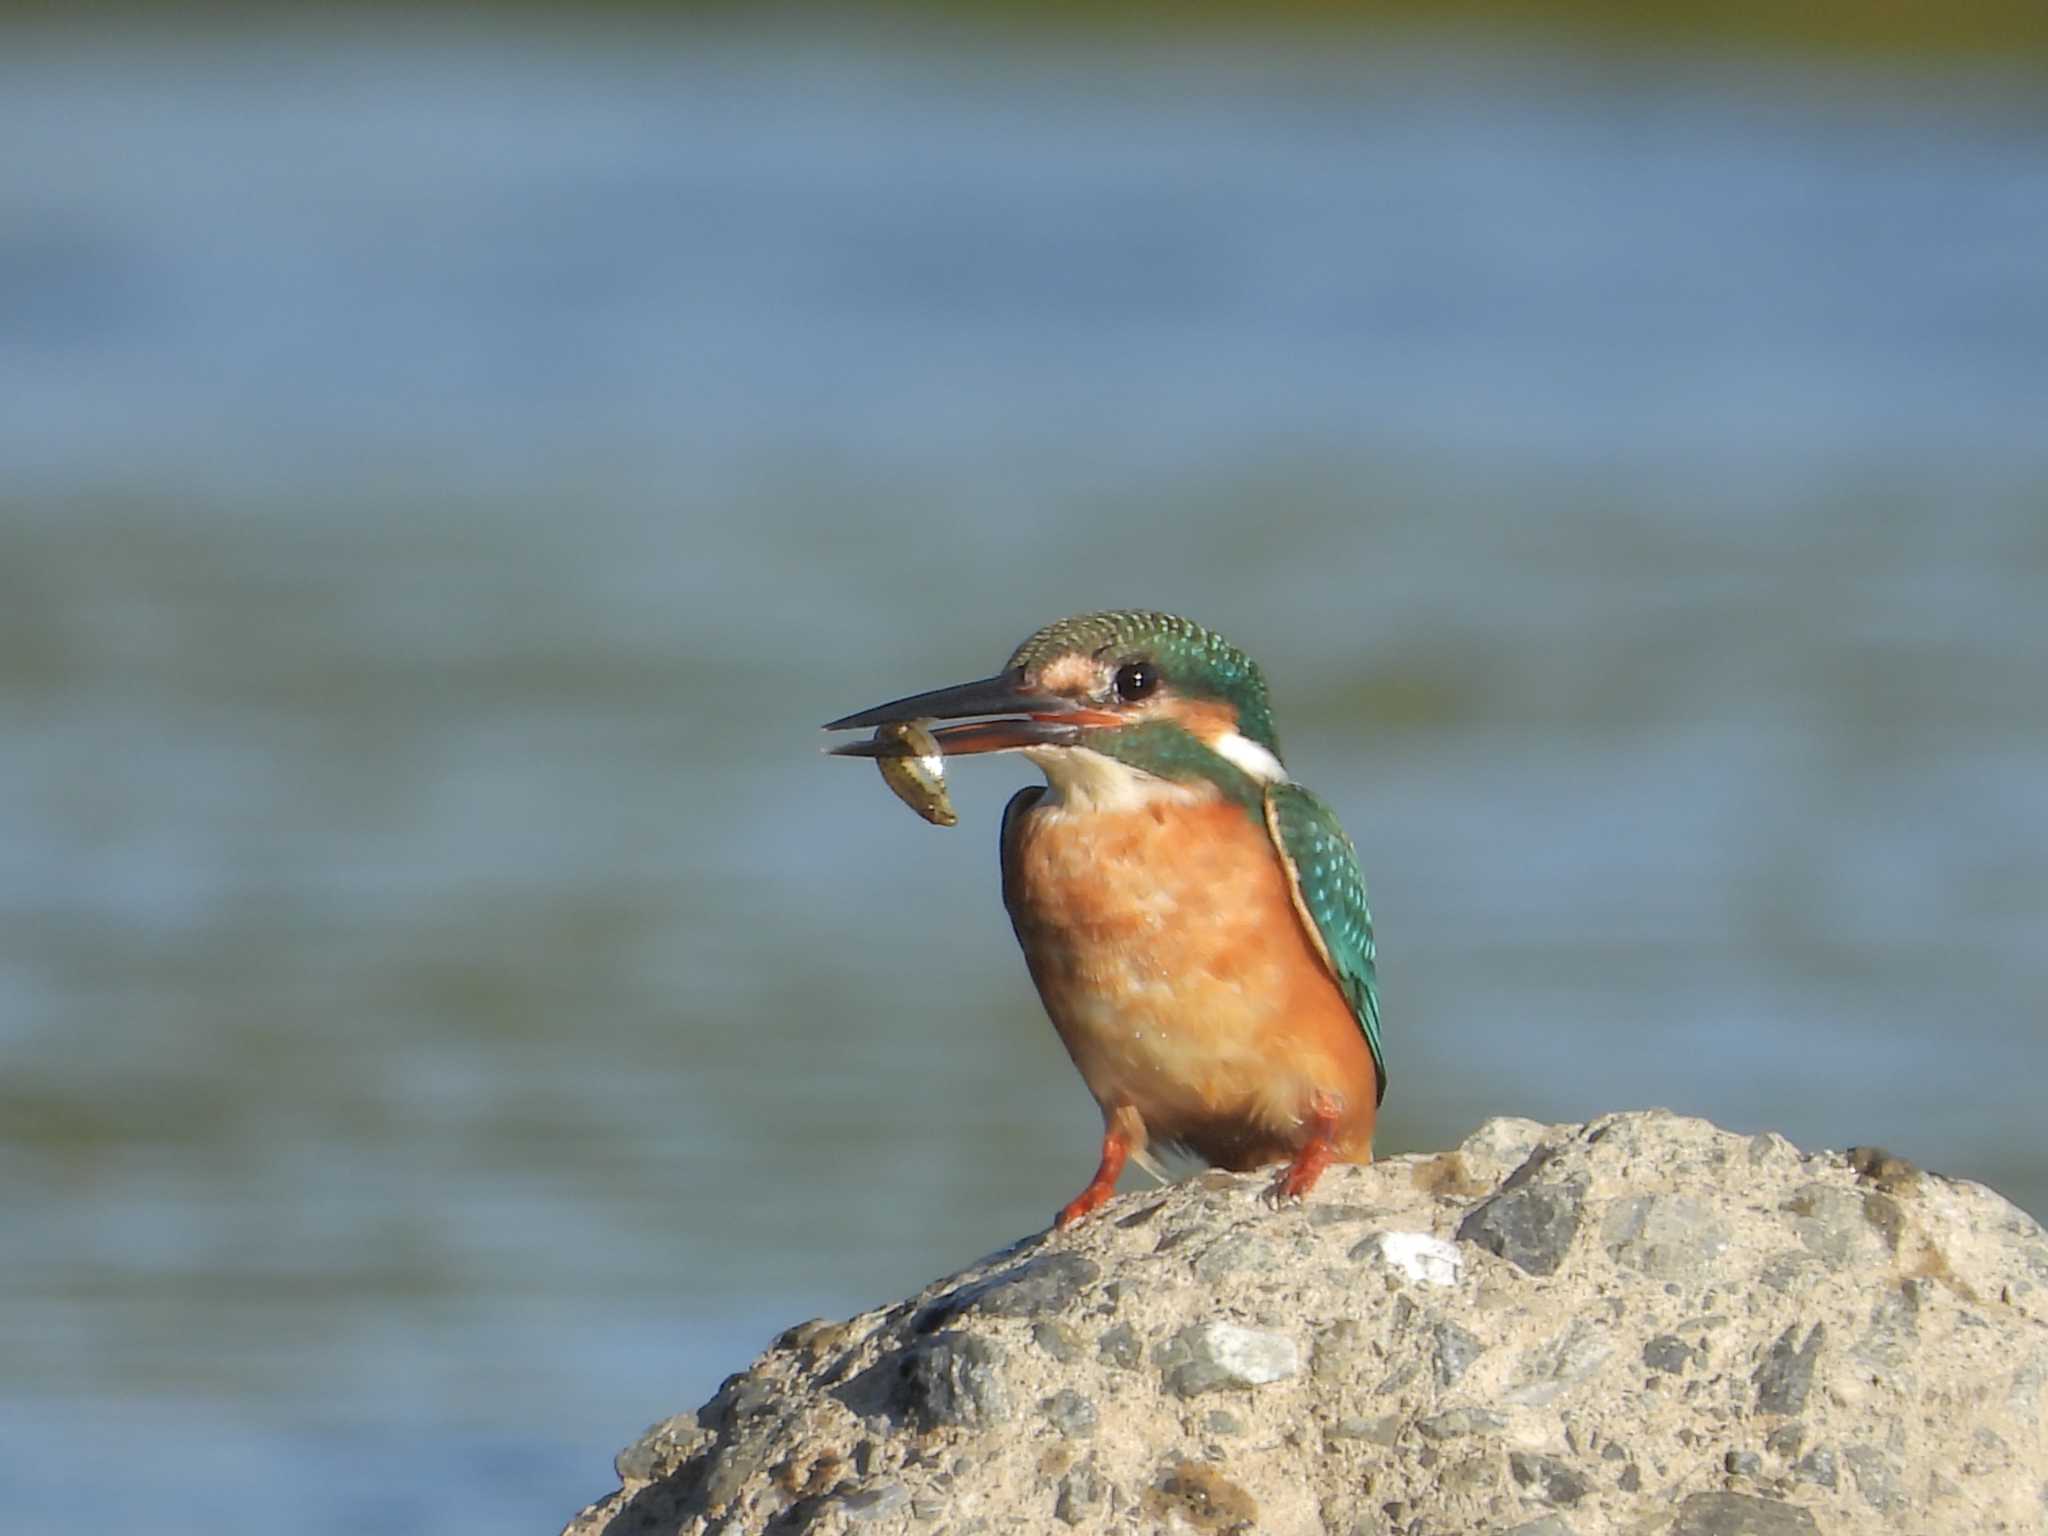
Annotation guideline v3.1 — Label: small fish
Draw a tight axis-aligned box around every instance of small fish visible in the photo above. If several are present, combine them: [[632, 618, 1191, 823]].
[[873, 719, 957, 827]]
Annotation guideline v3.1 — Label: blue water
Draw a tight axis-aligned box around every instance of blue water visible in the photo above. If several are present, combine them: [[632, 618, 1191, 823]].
[[2, 17, 2045, 1532]]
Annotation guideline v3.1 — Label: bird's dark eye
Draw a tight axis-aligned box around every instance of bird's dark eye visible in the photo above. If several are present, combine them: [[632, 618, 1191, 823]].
[[1113, 660, 1159, 703]]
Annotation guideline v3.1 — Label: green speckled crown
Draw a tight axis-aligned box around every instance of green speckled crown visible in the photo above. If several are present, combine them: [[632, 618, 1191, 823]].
[[1006, 610, 1281, 756]]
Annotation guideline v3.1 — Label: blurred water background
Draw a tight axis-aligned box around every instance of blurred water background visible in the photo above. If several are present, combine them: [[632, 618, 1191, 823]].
[[2, 7, 2045, 1531]]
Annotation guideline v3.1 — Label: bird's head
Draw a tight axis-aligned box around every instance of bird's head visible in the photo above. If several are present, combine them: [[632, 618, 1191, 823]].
[[826, 610, 1288, 809]]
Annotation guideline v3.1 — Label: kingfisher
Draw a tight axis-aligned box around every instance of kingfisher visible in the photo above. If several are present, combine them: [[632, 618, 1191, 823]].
[[825, 610, 1384, 1228]]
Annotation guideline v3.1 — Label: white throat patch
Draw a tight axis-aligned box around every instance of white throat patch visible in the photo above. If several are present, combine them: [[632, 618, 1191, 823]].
[[1021, 746, 1206, 815]]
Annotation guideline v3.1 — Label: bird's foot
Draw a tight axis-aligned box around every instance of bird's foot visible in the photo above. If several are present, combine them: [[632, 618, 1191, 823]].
[[1055, 1179, 1118, 1228], [1054, 1108, 1142, 1229], [1271, 1141, 1335, 1203], [1268, 1089, 1344, 1205]]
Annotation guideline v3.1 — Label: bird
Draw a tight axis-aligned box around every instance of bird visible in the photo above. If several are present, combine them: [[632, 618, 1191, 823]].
[[825, 610, 1383, 1228]]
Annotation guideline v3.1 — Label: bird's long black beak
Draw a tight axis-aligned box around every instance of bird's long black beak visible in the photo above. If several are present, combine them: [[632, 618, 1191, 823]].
[[823, 670, 1103, 757]]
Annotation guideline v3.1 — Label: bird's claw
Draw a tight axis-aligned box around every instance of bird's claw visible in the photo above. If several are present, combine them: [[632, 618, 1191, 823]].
[[1055, 1181, 1117, 1229]]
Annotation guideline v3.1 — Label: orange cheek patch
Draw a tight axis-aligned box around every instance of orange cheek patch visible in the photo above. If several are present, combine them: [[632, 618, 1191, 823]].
[[1167, 699, 1239, 743], [1037, 655, 1101, 695]]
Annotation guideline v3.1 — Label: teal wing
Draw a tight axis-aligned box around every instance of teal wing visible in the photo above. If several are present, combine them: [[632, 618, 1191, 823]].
[[1263, 782, 1385, 1104]]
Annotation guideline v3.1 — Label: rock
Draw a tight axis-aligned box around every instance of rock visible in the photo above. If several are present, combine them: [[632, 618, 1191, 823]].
[[564, 1111, 2048, 1536]]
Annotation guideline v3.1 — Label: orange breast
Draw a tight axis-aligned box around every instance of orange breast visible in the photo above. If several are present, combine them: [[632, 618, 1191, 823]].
[[1002, 791, 1377, 1168]]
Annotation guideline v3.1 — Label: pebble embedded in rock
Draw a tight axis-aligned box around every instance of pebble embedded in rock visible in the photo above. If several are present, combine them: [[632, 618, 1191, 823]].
[[837, 1481, 907, 1522], [1670, 1490, 1820, 1535], [1602, 1194, 1731, 1281], [1326, 1413, 1402, 1445], [1194, 1231, 1279, 1282], [1643, 1333, 1694, 1375], [1763, 1423, 1803, 1459], [916, 1253, 1101, 1332], [1753, 1322, 1824, 1415], [1509, 1450, 1589, 1507], [614, 1411, 711, 1483], [1783, 1184, 1889, 1269], [1157, 1321, 1300, 1397], [1054, 1459, 1103, 1526], [1431, 1321, 1484, 1386], [1860, 1190, 1907, 1253], [1842, 1444, 1902, 1512], [711, 1373, 775, 1425], [1085, 1322, 1138, 1372], [1416, 1407, 1506, 1440], [1793, 1445, 1838, 1489], [1507, 1317, 1613, 1406], [1353, 1230, 1465, 1286], [896, 1331, 1010, 1430], [1032, 1318, 1081, 1363], [1040, 1387, 1097, 1438], [698, 1439, 768, 1512], [1455, 1182, 1584, 1276], [1312, 1318, 1367, 1385]]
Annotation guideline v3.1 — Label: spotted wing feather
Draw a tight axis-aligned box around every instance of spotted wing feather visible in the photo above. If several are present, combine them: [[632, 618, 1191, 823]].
[[1263, 782, 1385, 1104]]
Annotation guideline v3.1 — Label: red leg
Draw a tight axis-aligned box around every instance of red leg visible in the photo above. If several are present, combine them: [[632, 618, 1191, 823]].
[[1056, 1106, 1143, 1228], [1275, 1089, 1344, 1202]]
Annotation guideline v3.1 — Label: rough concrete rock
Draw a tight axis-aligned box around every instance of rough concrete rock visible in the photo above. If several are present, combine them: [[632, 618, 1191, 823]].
[[564, 1111, 2048, 1535]]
